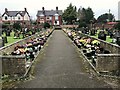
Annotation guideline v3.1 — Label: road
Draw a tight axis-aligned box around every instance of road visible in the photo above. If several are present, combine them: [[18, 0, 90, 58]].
[[13, 30, 112, 88]]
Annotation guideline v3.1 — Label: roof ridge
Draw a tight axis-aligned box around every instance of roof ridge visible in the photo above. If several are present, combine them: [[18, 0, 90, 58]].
[[8, 11, 24, 12]]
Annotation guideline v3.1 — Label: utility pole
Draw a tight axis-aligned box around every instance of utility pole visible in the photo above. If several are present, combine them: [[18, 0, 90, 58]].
[[108, 9, 111, 22]]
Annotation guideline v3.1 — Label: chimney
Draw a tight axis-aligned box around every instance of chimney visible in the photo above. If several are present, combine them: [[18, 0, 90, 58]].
[[42, 7, 44, 11], [24, 8, 27, 12], [5, 8, 8, 12], [42, 7, 45, 15], [56, 6, 58, 11], [56, 6, 58, 13]]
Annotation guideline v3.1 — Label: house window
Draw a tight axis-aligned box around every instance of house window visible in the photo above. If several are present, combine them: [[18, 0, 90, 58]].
[[49, 17, 52, 20], [18, 17, 20, 20], [55, 16, 58, 20], [5, 16, 8, 20], [40, 17, 44, 20], [46, 17, 49, 19]]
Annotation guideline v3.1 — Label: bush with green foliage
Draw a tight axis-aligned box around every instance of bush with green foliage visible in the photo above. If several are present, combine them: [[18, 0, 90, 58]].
[[43, 22, 50, 29], [78, 22, 87, 28], [114, 22, 120, 30], [13, 22, 21, 30], [97, 13, 114, 23], [2, 24, 9, 29]]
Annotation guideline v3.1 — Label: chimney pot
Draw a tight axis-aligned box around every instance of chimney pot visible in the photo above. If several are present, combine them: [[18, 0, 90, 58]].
[[56, 6, 58, 10], [24, 8, 27, 12], [5, 8, 8, 12], [42, 7, 45, 11]]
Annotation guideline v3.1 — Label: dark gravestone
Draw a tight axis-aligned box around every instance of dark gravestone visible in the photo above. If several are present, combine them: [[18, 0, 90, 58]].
[[90, 29, 95, 36], [116, 36, 120, 46], [110, 32, 113, 38], [2, 36, 8, 43], [7, 30, 11, 36], [98, 31, 106, 41], [0, 38, 3, 48]]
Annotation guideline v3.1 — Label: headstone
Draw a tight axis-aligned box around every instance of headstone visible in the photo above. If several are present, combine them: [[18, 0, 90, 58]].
[[7, 29, 11, 36], [0, 38, 3, 48], [2, 36, 8, 43], [116, 36, 120, 46], [90, 29, 95, 35], [98, 31, 106, 40], [110, 32, 113, 38]]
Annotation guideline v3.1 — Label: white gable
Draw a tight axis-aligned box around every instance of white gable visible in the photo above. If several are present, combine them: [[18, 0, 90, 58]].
[[3, 13, 8, 17], [17, 13, 22, 17], [2, 11, 30, 21], [24, 13, 30, 20], [15, 13, 23, 20], [2, 13, 11, 21]]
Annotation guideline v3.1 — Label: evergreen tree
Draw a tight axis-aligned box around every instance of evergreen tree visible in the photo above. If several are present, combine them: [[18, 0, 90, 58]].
[[62, 3, 77, 24], [97, 13, 114, 23], [77, 7, 94, 24]]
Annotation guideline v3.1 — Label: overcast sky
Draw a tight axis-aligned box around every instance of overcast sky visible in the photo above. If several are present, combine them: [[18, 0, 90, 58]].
[[0, 0, 119, 20]]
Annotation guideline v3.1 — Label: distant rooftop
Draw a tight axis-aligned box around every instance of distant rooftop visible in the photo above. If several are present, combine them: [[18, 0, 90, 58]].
[[37, 7, 62, 16], [2, 8, 30, 17]]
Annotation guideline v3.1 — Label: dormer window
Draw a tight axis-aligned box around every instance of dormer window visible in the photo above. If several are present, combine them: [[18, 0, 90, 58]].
[[18, 17, 20, 20], [5, 16, 7, 20]]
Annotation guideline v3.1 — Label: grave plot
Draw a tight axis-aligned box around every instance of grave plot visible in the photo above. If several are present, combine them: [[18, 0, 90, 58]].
[[0, 29, 53, 81], [63, 29, 120, 77]]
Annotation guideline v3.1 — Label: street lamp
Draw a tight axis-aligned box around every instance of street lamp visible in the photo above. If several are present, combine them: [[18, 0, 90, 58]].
[[0, 13, 2, 36]]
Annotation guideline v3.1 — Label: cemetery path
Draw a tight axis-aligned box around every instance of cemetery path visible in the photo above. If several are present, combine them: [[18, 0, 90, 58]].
[[13, 30, 112, 88]]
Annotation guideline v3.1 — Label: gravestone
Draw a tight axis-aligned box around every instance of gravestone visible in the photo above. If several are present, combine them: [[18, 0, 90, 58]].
[[116, 36, 120, 46], [90, 29, 95, 36], [110, 32, 113, 38], [7, 29, 11, 36], [98, 30, 106, 40], [2, 36, 8, 43], [0, 38, 3, 48]]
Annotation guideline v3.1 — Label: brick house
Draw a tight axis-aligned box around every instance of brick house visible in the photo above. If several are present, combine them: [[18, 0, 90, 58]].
[[2, 8, 30, 26], [36, 7, 62, 26]]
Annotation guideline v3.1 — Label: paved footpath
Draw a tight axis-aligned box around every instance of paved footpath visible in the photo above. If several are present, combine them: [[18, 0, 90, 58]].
[[14, 30, 112, 88]]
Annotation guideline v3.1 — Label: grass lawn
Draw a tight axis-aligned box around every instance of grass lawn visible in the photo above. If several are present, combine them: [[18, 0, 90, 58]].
[[91, 34, 113, 43], [2, 31, 23, 46], [5, 37, 22, 46]]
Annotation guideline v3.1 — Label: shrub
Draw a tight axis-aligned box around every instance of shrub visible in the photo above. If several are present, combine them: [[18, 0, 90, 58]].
[[43, 22, 50, 29]]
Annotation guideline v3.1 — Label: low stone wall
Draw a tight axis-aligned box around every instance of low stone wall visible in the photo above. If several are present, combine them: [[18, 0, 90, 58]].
[[96, 54, 120, 72], [78, 33, 120, 54], [1, 30, 54, 78], [64, 29, 120, 76], [78, 33, 120, 74], [99, 41, 120, 54], [1, 55, 26, 76], [61, 25, 78, 28]]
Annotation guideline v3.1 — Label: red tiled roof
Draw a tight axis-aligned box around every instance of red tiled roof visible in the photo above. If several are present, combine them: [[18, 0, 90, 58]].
[[107, 22, 118, 25]]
